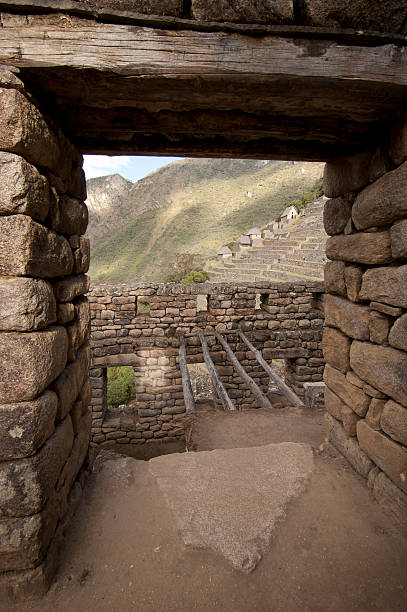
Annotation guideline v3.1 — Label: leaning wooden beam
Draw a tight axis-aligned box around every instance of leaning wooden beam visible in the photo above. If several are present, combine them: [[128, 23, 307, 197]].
[[199, 333, 236, 412], [178, 334, 195, 415], [238, 330, 304, 407], [215, 332, 273, 411]]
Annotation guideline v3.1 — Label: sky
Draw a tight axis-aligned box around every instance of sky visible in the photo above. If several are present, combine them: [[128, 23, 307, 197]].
[[83, 155, 182, 183]]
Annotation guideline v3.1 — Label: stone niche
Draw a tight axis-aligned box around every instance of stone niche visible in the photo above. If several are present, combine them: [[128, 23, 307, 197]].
[[323, 124, 407, 516]]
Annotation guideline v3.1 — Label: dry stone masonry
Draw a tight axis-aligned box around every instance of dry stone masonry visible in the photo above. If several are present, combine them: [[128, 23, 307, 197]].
[[0, 69, 91, 599], [0, 0, 407, 602], [88, 282, 324, 445], [323, 128, 407, 513]]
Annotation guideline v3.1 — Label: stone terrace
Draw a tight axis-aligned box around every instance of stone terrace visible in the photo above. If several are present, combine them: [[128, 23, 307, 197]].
[[207, 197, 327, 283]]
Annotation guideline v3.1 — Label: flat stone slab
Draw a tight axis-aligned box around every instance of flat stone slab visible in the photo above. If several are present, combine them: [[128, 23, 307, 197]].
[[149, 442, 314, 572]]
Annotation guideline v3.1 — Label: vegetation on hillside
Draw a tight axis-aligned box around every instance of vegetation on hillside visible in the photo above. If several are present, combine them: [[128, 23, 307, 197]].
[[87, 159, 324, 283]]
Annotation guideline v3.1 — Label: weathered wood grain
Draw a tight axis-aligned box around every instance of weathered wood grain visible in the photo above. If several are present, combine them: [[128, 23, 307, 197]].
[[1, 13, 405, 157], [178, 335, 195, 415], [215, 332, 273, 411], [0, 15, 406, 85], [199, 333, 236, 412], [238, 330, 304, 407]]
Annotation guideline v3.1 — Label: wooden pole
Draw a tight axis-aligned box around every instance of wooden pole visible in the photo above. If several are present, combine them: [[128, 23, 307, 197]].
[[237, 330, 304, 407], [199, 333, 236, 412], [178, 335, 195, 414], [215, 332, 273, 410]]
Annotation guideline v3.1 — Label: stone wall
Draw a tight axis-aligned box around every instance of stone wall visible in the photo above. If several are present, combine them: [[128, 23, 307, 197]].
[[88, 282, 324, 446], [66, 1, 407, 34], [323, 130, 407, 514], [0, 69, 91, 599]]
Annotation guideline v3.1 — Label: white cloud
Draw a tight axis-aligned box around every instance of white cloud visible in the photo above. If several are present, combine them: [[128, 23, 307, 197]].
[[83, 155, 132, 179]]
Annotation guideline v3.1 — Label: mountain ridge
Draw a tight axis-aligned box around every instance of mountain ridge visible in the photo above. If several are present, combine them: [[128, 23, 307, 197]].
[[86, 158, 324, 283]]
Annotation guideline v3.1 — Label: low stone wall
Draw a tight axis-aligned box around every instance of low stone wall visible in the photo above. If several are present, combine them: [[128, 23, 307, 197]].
[[89, 282, 325, 446], [322, 132, 407, 514], [0, 69, 91, 598]]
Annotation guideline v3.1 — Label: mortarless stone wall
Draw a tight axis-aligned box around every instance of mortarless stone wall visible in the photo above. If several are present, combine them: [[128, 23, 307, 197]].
[[0, 69, 91, 599], [88, 282, 325, 446], [322, 127, 407, 515]]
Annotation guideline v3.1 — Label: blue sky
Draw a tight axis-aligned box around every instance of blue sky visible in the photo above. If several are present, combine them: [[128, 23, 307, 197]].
[[83, 155, 182, 183]]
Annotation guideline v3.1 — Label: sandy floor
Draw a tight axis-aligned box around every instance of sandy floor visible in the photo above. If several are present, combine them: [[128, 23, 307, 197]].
[[7, 404, 407, 612]]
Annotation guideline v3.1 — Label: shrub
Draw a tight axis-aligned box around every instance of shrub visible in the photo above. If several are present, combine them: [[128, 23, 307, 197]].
[[181, 269, 210, 283], [107, 366, 136, 410]]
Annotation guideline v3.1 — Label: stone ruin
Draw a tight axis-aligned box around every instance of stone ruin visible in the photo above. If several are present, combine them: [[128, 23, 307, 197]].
[[0, 0, 406, 602]]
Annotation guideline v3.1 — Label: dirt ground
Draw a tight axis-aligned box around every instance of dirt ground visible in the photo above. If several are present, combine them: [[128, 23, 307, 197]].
[[6, 403, 407, 612]]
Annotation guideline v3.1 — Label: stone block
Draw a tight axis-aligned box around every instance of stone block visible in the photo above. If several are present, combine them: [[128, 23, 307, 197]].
[[305, 0, 407, 33], [0, 505, 58, 571], [49, 195, 88, 236], [370, 302, 402, 317], [0, 391, 57, 461], [323, 196, 352, 235], [73, 237, 90, 274], [0, 326, 68, 403], [324, 363, 370, 417], [0, 215, 73, 277], [369, 311, 390, 345], [66, 297, 91, 360], [0, 88, 62, 176], [56, 411, 91, 501], [350, 341, 407, 408], [324, 261, 346, 296], [51, 343, 91, 421], [357, 420, 407, 493], [388, 314, 407, 352], [87, 0, 182, 16], [323, 151, 373, 198], [366, 398, 385, 430], [369, 469, 407, 528], [360, 265, 407, 308], [56, 302, 75, 325], [324, 294, 369, 340], [326, 231, 392, 265], [53, 275, 90, 302], [324, 386, 345, 421], [390, 220, 407, 260], [191, 0, 294, 23], [390, 116, 407, 166], [325, 413, 373, 478], [0, 417, 74, 517], [0, 278, 56, 331], [352, 162, 407, 230], [0, 152, 50, 220], [341, 404, 359, 437], [322, 327, 350, 373], [0, 68, 25, 91], [344, 265, 362, 302], [381, 400, 407, 446]]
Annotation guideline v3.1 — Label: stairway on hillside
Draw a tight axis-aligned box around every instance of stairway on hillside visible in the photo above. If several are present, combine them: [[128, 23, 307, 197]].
[[206, 197, 327, 283]]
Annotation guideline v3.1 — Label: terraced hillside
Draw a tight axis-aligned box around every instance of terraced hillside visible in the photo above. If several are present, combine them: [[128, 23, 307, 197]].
[[86, 159, 324, 283], [206, 197, 327, 283]]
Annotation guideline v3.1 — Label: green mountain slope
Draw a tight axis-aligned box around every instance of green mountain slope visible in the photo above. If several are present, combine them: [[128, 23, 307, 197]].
[[87, 158, 324, 283]]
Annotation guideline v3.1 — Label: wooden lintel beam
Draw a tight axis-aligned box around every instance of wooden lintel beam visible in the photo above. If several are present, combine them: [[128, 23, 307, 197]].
[[0, 15, 406, 88], [178, 335, 195, 415], [215, 332, 273, 411], [199, 333, 236, 412], [238, 330, 304, 407]]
